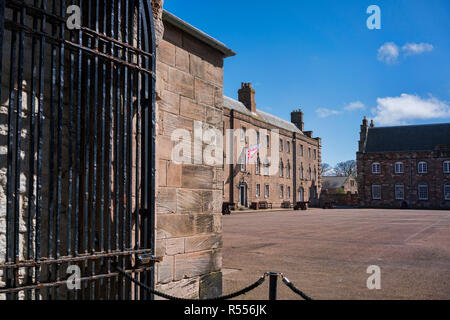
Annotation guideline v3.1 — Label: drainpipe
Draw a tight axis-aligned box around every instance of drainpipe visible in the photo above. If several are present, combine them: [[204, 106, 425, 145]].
[[293, 133, 297, 204], [409, 153, 413, 206], [230, 110, 235, 204]]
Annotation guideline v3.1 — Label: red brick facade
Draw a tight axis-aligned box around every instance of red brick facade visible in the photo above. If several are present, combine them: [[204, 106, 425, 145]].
[[357, 118, 450, 209]]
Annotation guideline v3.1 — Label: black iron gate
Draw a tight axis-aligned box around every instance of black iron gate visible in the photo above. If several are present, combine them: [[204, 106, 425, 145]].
[[0, 0, 156, 300]]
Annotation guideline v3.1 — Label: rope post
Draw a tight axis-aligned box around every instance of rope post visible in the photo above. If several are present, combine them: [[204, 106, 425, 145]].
[[268, 272, 279, 301]]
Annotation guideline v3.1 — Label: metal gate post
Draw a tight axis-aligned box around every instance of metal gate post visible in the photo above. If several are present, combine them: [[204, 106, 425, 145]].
[[268, 272, 279, 300]]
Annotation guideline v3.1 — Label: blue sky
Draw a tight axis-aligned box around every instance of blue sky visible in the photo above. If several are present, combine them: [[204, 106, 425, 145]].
[[163, 0, 450, 166]]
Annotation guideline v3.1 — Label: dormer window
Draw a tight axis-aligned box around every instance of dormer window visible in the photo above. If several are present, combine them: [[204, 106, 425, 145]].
[[418, 162, 427, 174], [372, 162, 381, 174]]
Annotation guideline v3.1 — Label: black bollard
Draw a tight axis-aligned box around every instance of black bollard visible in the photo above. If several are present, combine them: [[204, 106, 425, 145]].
[[268, 272, 278, 300]]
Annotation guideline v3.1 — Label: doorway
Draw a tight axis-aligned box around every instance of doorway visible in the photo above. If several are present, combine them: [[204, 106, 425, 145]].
[[239, 184, 247, 207]]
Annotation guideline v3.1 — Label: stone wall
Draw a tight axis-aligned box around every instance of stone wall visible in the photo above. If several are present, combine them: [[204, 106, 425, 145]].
[[154, 19, 225, 299]]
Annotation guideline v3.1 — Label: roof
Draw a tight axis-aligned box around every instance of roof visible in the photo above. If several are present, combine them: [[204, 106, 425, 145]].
[[223, 96, 303, 135], [162, 11, 236, 58], [322, 176, 349, 189], [364, 123, 450, 153]]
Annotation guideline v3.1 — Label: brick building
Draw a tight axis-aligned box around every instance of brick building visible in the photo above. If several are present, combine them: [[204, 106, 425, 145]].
[[357, 117, 450, 209], [223, 83, 322, 209]]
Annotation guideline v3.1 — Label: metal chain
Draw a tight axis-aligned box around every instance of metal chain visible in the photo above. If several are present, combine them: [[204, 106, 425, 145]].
[[115, 265, 266, 301]]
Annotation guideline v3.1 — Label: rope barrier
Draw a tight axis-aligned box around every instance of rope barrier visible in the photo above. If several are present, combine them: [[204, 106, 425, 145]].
[[281, 276, 313, 300], [115, 265, 266, 301], [115, 265, 313, 300]]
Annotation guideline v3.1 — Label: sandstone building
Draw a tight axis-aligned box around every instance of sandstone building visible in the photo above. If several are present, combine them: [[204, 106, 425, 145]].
[[322, 176, 358, 195], [357, 118, 450, 209], [223, 84, 322, 209]]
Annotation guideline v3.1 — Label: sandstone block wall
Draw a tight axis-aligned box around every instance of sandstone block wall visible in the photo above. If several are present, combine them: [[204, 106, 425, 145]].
[[154, 20, 225, 299]]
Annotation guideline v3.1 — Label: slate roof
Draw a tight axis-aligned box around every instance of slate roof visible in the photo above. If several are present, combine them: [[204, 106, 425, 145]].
[[322, 176, 348, 189], [223, 96, 303, 135], [364, 123, 450, 153]]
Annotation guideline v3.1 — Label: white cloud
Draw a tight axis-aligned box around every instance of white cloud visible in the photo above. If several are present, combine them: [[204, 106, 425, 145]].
[[316, 108, 341, 118], [372, 93, 450, 125], [377, 42, 399, 64], [402, 42, 433, 56], [344, 101, 366, 111]]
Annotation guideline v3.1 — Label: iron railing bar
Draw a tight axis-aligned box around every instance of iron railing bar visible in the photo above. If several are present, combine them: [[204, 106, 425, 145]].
[[4, 20, 154, 75], [89, 0, 99, 300], [12, 2, 26, 300], [48, 0, 58, 299], [81, 0, 91, 300], [0, 266, 154, 295], [6, 6, 19, 301], [122, 0, 131, 301], [80, 26, 153, 58], [98, 0, 107, 301], [106, 0, 115, 300], [134, 0, 142, 300], [6, 0, 65, 24], [54, 0, 67, 299], [34, 0, 47, 300], [26, 0, 39, 301]]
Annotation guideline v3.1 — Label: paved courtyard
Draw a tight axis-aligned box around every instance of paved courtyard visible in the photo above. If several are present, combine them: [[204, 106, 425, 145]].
[[222, 208, 450, 300]]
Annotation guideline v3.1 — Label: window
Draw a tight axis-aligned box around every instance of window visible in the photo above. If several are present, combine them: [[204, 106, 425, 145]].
[[286, 162, 291, 179], [395, 184, 404, 200], [240, 148, 246, 172], [287, 186, 291, 198], [372, 162, 381, 174], [418, 184, 428, 200], [395, 162, 404, 174], [280, 185, 284, 198], [314, 167, 317, 180], [240, 127, 246, 142], [286, 141, 290, 153], [256, 184, 261, 198], [350, 180, 355, 187], [418, 161, 427, 174], [308, 167, 312, 180], [264, 160, 269, 176], [279, 161, 284, 177], [299, 144, 303, 156], [266, 135, 270, 148], [256, 157, 261, 175], [445, 184, 450, 200], [372, 184, 381, 200], [300, 164, 304, 179], [313, 149, 317, 160], [308, 147, 311, 158], [265, 185, 270, 198], [279, 139, 283, 152], [443, 161, 450, 174], [256, 131, 260, 145]]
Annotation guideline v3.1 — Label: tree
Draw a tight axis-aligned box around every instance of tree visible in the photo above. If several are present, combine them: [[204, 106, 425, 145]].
[[334, 160, 356, 177], [321, 163, 333, 176]]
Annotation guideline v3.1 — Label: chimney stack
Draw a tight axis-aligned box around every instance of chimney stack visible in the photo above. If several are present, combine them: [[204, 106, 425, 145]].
[[291, 109, 304, 132], [238, 83, 256, 113], [359, 116, 369, 152]]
